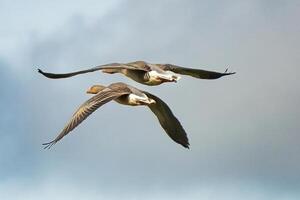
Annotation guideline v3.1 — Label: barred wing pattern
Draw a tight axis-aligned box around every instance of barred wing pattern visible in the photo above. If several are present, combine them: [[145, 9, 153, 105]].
[[43, 88, 130, 149]]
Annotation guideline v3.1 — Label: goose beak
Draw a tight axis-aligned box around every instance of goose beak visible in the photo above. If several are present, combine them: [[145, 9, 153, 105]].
[[140, 98, 156, 105], [148, 98, 156, 104], [172, 75, 181, 82], [160, 75, 181, 83]]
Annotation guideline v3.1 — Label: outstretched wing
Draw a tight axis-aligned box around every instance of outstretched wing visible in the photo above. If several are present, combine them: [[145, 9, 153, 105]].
[[161, 64, 235, 79], [43, 88, 130, 149], [144, 92, 189, 148], [38, 62, 149, 79]]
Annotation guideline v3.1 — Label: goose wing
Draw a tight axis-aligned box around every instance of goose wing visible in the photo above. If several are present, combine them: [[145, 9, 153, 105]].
[[43, 88, 130, 149], [38, 62, 149, 79], [161, 64, 235, 79], [144, 92, 189, 148]]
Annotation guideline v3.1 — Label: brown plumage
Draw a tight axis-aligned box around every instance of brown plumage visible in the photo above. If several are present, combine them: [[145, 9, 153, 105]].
[[43, 82, 189, 149], [38, 60, 235, 86]]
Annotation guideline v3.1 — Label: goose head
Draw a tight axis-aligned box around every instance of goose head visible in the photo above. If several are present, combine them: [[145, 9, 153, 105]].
[[128, 93, 156, 105]]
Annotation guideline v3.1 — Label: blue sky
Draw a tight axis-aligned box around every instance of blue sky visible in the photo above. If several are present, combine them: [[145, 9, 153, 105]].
[[0, 0, 300, 199]]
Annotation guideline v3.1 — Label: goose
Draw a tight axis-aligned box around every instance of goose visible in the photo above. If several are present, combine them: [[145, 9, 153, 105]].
[[38, 60, 235, 86], [43, 82, 189, 149]]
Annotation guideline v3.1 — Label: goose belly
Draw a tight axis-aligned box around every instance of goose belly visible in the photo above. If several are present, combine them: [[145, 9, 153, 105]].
[[123, 70, 149, 85], [145, 79, 163, 85], [114, 95, 132, 106]]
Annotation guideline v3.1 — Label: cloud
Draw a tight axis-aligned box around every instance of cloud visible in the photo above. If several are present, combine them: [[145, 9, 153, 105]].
[[1, 0, 300, 198], [1, 178, 300, 200]]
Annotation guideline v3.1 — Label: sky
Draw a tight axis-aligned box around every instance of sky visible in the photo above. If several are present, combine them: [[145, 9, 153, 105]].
[[0, 0, 300, 199]]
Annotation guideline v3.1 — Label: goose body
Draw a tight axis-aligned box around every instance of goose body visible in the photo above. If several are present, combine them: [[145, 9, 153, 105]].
[[43, 82, 189, 149], [38, 60, 235, 85]]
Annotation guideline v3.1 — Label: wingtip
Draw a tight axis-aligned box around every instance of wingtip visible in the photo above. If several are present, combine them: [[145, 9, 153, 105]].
[[182, 141, 190, 149], [42, 141, 56, 150], [37, 68, 44, 74], [223, 69, 236, 76], [223, 67, 236, 76], [37, 68, 60, 79]]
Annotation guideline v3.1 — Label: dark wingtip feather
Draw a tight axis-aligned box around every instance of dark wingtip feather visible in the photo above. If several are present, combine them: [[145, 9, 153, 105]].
[[37, 68, 49, 77], [179, 140, 190, 149], [225, 72, 236, 75], [42, 141, 56, 150], [222, 69, 236, 77], [37, 68, 63, 79]]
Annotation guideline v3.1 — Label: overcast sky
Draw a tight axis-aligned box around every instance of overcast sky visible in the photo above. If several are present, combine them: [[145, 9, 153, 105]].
[[1, 0, 300, 199]]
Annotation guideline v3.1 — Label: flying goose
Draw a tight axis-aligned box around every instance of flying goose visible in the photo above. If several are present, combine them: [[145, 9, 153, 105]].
[[38, 61, 235, 86], [43, 82, 189, 149]]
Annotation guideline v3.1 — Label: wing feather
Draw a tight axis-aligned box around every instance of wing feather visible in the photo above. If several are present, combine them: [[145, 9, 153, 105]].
[[144, 92, 189, 148], [43, 88, 130, 149], [38, 62, 149, 79], [162, 64, 235, 79]]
